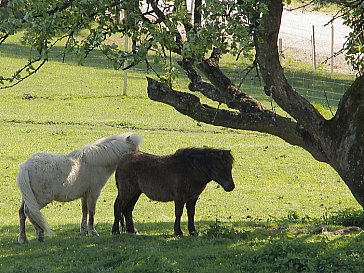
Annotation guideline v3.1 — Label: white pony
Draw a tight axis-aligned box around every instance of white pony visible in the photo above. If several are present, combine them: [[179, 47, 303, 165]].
[[16, 132, 142, 244]]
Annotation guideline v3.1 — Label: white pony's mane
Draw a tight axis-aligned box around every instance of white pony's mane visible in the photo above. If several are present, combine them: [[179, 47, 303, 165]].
[[67, 133, 142, 166]]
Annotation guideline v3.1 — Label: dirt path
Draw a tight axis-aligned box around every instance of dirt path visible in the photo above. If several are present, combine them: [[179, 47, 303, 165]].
[[279, 9, 354, 74]]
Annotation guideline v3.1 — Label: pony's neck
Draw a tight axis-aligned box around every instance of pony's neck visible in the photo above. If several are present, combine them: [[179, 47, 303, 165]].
[[188, 161, 211, 185]]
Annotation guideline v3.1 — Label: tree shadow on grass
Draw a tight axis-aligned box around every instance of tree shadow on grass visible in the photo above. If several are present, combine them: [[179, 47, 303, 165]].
[[1, 214, 364, 273], [1, 43, 116, 70], [1, 43, 179, 73]]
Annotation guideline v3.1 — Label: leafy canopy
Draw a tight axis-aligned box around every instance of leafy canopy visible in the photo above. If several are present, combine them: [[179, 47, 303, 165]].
[[0, 0, 362, 88]]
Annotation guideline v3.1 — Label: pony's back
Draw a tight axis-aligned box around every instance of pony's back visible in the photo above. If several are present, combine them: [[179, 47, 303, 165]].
[[174, 147, 233, 165], [117, 147, 233, 175]]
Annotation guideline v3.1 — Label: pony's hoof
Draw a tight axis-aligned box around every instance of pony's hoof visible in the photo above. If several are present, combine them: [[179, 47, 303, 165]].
[[127, 230, 139, 235], [18, 235, 28, 244], [189, 231, 198, 236], [112, 230, 121, 236], [88, 230, 99, 237], [36, 231, 45, 242], [80, 226, 88, 235]]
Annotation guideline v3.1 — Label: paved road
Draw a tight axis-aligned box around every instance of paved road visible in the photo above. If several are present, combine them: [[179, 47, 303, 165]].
[[279, 9, 353, 74]]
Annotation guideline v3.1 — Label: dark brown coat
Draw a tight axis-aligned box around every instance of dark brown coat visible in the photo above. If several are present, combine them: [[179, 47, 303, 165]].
[[112, 147, 235, 236]]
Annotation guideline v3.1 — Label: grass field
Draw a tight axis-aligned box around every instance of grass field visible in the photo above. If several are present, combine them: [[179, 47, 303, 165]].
[[1, 39, 364, 272]]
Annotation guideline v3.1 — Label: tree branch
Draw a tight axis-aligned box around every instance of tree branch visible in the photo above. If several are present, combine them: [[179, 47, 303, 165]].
[[179, 56, 266, 114], [255, 1, 326, 138], [147, 77, 328, 163], [198, 49, 266, 113], [0, 58, 47, 89], [0, 33, 9, 45]]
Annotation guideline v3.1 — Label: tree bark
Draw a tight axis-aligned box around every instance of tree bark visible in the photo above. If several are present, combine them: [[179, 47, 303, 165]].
[[328, 75, 364, 207]]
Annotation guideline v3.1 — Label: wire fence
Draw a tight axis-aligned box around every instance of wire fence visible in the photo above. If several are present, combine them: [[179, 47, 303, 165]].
[[68, 54, 351, 109], [288, 76, 348, 105], [236, 75, 350, 109]]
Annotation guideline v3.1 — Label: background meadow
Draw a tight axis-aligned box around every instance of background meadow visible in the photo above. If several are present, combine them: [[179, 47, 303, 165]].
[[1, 40, 363, 272]]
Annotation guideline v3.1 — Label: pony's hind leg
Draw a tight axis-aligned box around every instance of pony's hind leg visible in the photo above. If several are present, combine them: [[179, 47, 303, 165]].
[[112, 195, 123, 235], [112, 174, 141, 235], [186, 198, 199, 236], [18, 200, 28, 244], [123, 191, 141, 234], [112, 191, 141, 235], [174, 200, 185, 236], [80, 195, 88, 234], [33, 221, 45, 242], [24, 205, 44, 242]]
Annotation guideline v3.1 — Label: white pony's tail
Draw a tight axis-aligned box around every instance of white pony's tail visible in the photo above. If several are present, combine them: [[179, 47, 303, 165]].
[[17, 165, 51, 234]]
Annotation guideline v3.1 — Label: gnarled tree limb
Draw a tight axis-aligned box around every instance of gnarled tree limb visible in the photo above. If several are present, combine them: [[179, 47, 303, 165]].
[[255, 0, 326, 139], [147, 77, 328, 163], [179, 54, 266, 113]]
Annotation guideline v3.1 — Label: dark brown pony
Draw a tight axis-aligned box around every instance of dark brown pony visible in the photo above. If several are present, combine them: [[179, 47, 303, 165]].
[[112, 147, 235, 236]]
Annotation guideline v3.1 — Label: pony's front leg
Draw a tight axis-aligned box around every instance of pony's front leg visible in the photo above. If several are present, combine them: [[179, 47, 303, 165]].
[[174, 200, 185, 236], [186, 198, 198, 236], [18, 200, 28, 244], [86, 193, 100, 237], [80, 196, 88, 234]]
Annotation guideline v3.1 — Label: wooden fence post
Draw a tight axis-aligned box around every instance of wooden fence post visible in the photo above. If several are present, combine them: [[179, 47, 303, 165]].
[[331, 24, 334, 73], [123, 35, 129, 96], [278, 38, 283, 62], [312, 25, 317, 70], [190, 0, 195, 24]]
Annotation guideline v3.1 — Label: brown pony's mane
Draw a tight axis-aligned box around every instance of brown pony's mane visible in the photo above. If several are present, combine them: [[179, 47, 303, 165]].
[[174, 147, 234, 167]]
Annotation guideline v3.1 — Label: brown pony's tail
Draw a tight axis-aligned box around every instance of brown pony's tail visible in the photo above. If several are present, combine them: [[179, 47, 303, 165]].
[[16, 164, 52, 234]]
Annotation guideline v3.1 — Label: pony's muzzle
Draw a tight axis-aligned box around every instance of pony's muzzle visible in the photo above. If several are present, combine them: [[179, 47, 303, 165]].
[[223, 183, 235, 192]]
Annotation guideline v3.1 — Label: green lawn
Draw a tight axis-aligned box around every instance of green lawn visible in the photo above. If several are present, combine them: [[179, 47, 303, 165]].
[[1, 41, 363, 272]]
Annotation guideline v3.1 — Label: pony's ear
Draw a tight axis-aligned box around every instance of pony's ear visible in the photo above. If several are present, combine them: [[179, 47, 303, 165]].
[[126, 135, 135, 144], [125, 133, 143, 146], [221, 150, 232, 160]]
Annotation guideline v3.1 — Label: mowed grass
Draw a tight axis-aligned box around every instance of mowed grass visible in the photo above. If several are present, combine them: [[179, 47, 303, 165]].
[[1, 41, 364, 272]]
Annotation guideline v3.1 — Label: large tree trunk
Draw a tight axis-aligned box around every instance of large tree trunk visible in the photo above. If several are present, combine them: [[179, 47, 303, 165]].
[[328, 75, 364, 207], [255, 0, 364, 208], [147, 0, 364, 208]]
